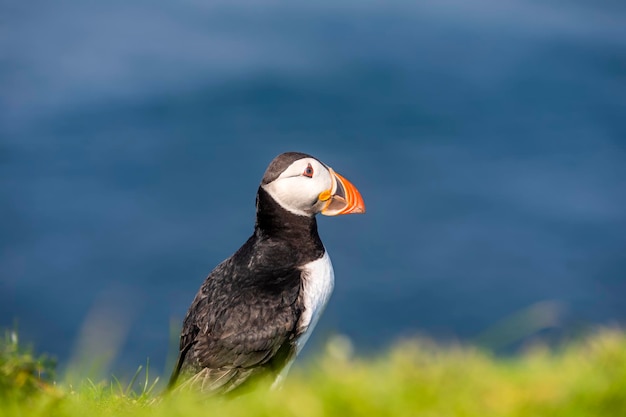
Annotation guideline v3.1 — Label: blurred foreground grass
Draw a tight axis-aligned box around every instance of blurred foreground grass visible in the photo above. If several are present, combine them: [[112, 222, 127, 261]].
[[1, 328, 625, 417]]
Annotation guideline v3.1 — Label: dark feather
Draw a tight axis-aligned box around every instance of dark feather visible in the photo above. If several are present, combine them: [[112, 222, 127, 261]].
[[169, 186, 324, 394]]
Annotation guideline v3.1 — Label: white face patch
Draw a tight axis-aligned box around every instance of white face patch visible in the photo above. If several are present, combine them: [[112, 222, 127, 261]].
[[262, 158, 333, 216]]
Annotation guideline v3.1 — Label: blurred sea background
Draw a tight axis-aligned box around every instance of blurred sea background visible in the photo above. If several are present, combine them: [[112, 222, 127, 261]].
[[2, 0, 625, 379]]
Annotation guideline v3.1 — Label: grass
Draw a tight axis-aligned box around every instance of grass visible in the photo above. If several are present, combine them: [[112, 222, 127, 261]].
[[1, 328, 625, 417]]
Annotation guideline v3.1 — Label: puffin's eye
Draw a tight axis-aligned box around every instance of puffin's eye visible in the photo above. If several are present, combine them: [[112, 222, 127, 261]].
[[303, 163, 314, 178]]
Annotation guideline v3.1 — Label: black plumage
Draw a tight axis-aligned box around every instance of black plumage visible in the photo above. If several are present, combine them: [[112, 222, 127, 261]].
[[168, 159, 326, 394]]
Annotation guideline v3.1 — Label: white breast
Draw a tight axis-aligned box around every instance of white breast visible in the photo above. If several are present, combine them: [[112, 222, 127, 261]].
[[272, 250, 335, 389], [297, 250, 335, 353]]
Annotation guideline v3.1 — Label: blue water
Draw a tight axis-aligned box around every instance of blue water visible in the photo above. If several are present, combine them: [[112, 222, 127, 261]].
[[2, 0, 625, 377]]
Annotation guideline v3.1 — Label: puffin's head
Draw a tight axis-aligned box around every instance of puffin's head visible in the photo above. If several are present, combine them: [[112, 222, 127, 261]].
[[261, 152, 366, 217]]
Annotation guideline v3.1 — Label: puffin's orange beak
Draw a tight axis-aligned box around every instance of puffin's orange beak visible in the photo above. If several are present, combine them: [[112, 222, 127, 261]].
[[320, 168, 366, 216]]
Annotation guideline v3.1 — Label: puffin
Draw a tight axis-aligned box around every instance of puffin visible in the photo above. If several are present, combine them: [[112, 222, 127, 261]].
[[168, 152, 365, 394]]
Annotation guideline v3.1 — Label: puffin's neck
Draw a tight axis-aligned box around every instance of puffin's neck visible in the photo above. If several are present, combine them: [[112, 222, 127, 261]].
[[255, 187, 322, 244]]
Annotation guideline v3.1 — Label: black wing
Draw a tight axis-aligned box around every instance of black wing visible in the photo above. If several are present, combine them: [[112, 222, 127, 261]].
[[168, 238, 303, 394]]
